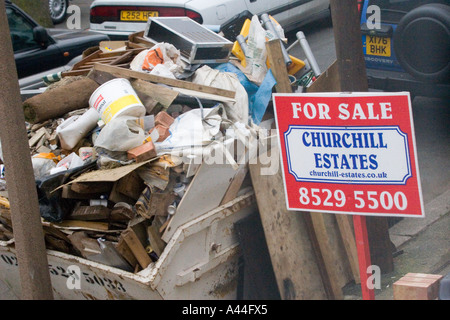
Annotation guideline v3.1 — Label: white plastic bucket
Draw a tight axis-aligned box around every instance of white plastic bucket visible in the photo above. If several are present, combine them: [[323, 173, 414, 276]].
[[89, 78, 146, 123]]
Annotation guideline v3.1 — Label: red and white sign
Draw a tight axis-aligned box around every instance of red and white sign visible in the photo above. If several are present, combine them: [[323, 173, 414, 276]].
[[272, 92, 424, 218]]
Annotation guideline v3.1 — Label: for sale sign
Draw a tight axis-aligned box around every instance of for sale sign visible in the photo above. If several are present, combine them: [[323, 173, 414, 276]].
[[273, 92, 424, 217]]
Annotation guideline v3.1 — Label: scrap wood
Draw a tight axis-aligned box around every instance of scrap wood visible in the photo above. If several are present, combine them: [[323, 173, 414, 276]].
[[113, 171, 146, 201], [121, 227, 152, 269], [22, 78, 99, 124], [147, 223, 166, 257], [42, 225, 75, 254], [130, 78, 179, 108], [63, 46, 147, 77], [128, 30, 155, 47], [136, 164, 171, 191], [108, 181, 137, 205], [56, 159, 154, 193], [0, 224, 13, 240], [68, 205, 111, 221], [93, 63, 236, 99], [110, 205, 135, 221], [28, 127, 50, 147], [50, 220, 110, 232], [61, 184, 105, 200], [116, 235, 139, 268], [68, 231, 101, 258], [70, 181, 113, 194]]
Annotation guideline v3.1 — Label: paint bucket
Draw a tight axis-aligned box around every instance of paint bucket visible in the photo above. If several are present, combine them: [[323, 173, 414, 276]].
[[89, 78, 146, 124]]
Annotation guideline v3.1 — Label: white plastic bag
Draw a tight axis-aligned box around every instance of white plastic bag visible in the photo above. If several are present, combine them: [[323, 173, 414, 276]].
[[130, 43, 185, 77], [32, 156, 56, 179], [155, 105, 227, 157], [244, 15, 269, 85], [56, 108, 99, 150], [191, 65, 249, 124], [150, 64, 177, 79], [54, 152, 84, 171], [94, 116, 146, 152]]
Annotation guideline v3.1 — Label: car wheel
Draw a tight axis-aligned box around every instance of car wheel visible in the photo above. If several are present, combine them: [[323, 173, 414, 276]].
[[393, 3, 450, 84], [49, 0, 68, 24]]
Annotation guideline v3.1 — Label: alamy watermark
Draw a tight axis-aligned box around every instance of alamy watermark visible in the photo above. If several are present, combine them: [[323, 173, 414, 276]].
[[366, 264, 381, 290], [65, 5, 81, 30], [66, 265, 81, 290], [366, 5, 381, 30]]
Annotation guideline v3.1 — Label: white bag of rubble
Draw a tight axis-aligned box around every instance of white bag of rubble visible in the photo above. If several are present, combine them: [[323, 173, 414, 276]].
[[130, 42, 185, 77], [191, 65, 249, 125], [94, 116, 146, 152], [154, 105, 227, 158]]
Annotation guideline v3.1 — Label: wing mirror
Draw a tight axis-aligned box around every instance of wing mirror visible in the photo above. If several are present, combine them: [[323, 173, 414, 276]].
[[33, 26, 49, 49]]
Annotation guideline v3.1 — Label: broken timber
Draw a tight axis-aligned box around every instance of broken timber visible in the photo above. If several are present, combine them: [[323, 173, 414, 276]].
[[93, 63, 236, 99]]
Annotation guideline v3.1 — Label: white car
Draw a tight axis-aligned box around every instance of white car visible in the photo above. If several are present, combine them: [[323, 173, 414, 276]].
[[89, 0, 330, 39]]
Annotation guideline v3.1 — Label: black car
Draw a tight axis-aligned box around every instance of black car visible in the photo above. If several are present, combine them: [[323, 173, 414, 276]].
[[360, 0, 450, 99], [6, 0, 109, 79]]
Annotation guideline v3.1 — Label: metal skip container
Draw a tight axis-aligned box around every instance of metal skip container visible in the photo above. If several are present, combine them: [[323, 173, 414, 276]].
[[0, 191, 256, 300]]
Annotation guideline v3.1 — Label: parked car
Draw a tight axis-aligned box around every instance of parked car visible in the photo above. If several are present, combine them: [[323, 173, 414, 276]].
[[6, 0, 109, 79], [49, 0, 70, 24], [89, 0, 330, 40], [360, 0, 450, 99]]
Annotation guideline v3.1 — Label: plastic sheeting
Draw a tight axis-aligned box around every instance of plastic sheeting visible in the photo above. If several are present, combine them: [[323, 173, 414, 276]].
[[214, 63, 276, 125]]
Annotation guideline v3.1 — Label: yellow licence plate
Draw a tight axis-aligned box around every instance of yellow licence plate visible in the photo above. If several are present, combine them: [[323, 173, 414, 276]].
[[120, 10, 158, 21], [366, 35, 391, 57]]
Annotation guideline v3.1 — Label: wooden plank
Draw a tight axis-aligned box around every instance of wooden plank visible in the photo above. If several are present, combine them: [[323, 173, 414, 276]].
[[114, 171, 146, 201], [72, 49, 102, 70], [110, 206, 135, 221], [90, 57, 119, 63], [68, 205, 111, 221], [87, 69, 117, 85], [307, 60, 341, 93], [220, 164, 248, 205], [302, 213, 335, 299], [70, 181, 113, 194], [121, 228, 152, 269], [249, 145, 327, 299], [130, 79, 179, 108], [68, 231, 101, 259], [108, 181, 136, 205], [309, 213, 350, 299], [127, 41, 151, 49], [265, 40, 292, 93], [93, 63, 236, 99], [336, 214, 361, 283], [61, 69, 91, 77], [51, 220, 109, 231], [116, 235, 139, 268], [148, 191, 176, 217], [28, 127, 48, 147], [109, 50, 136, 65], [61, 185, 104, 200], [146, 223, 166, 257]]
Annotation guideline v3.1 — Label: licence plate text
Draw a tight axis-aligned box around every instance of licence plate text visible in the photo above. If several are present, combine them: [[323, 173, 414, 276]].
[[366, 35, 391, 57], [120, 11, 158, 21]]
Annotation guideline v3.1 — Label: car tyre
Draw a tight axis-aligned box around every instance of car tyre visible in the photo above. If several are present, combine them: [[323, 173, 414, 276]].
[[49, 0, 69, 24], [393, 3, 450, 84]]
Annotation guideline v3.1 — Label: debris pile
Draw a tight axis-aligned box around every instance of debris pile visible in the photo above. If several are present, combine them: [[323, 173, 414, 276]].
[[0, 15, 315, 274]]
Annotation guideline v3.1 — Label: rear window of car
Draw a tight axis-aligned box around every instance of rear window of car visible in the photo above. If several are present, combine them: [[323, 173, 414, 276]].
[[367, 0, 450, 24]]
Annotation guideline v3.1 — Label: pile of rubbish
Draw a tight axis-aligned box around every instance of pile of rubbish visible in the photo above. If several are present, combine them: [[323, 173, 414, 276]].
[[0, 14, 316, 273]]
